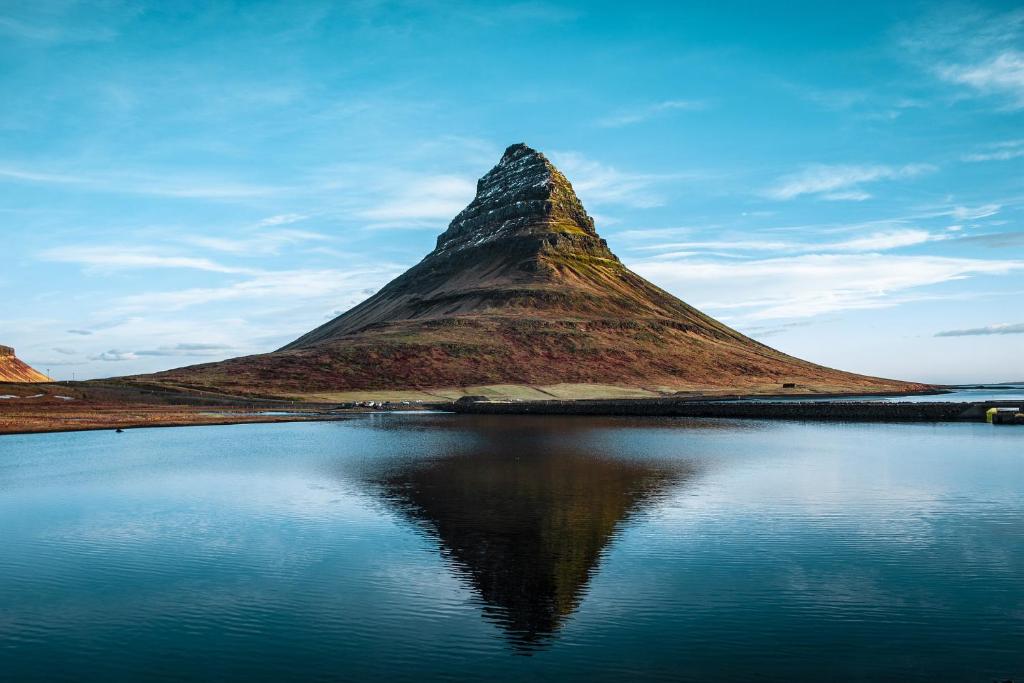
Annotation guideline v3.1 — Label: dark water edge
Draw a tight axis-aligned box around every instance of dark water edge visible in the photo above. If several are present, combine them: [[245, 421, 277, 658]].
[[0, 415, 1022, 682]]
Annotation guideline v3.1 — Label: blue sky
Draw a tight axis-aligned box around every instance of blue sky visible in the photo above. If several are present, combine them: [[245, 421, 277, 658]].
[[1, 0, 1022, 384]]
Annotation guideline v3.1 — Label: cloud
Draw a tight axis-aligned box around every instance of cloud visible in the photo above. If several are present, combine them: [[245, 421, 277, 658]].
[[134, 343, 235, 357], [635, 229, 938, 256], [40, 246, 249, 274], [962, 140, 1024, 162], [0, 164, 284, 200], [630, 253, 1023, 320], [956, 231, 1024, 248], [740, 320, 818, 339], [112, 265, 404, 313], [596, 100, 709, 127], [67, 329, 92, 336], [0, 167, 86, 184], [936, 322, 1024, 337], [764, 163, 936, 200], [256, 213, 307, 227], [52, 347, 77, 355], [829, 229, 938, 251], [902, 7, 1024, 109], [179, 228, 330, 256], [938, 50, 1024, 108], [548, 151, 693, 209], [358, 175, 475, 226], [90, 350, 137, 362], [949, 203, 1001, 220], [0, 3, 127, 43]]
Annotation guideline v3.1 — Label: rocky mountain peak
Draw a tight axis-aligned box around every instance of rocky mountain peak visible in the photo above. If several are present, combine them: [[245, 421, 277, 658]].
[[434, 142, 598, 255]]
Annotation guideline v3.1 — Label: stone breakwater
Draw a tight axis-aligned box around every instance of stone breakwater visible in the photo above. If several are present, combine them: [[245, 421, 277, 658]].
[[451, 397, 1020, 422]]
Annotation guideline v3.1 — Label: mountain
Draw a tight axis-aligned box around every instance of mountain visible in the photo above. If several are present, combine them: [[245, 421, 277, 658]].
[[0, 346, 48, 383], [134, 143, 926, 398]]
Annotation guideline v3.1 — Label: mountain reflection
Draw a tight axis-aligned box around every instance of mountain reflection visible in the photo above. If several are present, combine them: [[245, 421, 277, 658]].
[[356, 416, 693, 651]]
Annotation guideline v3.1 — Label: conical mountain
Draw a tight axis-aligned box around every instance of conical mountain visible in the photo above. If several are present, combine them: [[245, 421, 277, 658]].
[[0, 345, 48, 383], [137, 143, 924, 397]]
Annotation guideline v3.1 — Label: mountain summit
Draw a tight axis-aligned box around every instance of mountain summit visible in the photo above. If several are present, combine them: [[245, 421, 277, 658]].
[[138, 143, 922, 397], [282, 142, 622, 348]]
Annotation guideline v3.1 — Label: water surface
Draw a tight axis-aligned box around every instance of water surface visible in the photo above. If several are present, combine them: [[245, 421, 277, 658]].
[[1, 415, 1021, 681]]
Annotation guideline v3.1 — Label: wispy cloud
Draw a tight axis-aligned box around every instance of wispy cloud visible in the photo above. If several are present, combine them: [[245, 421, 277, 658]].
[[938, 50, 1024, 109], [596, 100, 709, 127], [90, 349, 137, 362], [40, 246, 250, 274], [764, 163, 936, 201], [178, 227, 330, 256], [740, 320, 819, 339], [135, 343, 235, 357], [112, 266, 404, 313], [358, 175, 475, 227], [631, 253, 1022, 320], [549, 151, 695, 209], [0, 166, 86, 184], [902, 7, 1024, 109], [936, 322, 1024, 337], [949, 203, 1001, 220], [956, 231, 1024, 248], [962, 140, 1024, 162], [0, 164, 285, 200], [634, 229, 939, 256], [0, 2, 130, 43]]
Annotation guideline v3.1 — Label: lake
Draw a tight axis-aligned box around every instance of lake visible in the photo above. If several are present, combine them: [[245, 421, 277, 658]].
[[1, 415, 1021, 681]]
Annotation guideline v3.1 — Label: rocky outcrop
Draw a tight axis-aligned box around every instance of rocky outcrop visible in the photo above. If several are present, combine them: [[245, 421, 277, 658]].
[[134, 143, 927, 396], [0, 346, 48, 383]]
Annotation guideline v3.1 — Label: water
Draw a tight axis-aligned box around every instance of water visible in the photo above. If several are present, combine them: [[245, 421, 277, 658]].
[[0, 415, 1021, 682], [742, 384, 1024, 403]]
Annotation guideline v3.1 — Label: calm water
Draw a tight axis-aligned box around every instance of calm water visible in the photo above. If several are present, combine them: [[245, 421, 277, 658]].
[[744, 385, 1024, 403], [1, 415, 1021, 681]]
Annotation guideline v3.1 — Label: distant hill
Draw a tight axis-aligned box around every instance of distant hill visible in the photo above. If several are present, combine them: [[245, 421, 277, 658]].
[[0, 346, 48, 383], [130, 143, 927, 398]]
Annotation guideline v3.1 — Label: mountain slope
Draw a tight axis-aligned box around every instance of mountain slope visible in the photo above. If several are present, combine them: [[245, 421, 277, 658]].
[[133, 143, 926, 398], [0, 346, 48, 383]]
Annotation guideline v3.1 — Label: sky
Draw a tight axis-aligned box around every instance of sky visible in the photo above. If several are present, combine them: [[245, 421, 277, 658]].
[[1, 0, 1022, 385]]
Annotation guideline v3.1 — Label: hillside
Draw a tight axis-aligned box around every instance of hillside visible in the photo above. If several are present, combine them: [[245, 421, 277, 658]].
[[0, 346, 48, 383], [129, 143, 928, 399]]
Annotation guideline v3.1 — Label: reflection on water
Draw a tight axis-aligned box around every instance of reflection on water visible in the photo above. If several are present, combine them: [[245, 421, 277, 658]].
[[1, 415, 1022, 682], [356, 418, 690, 650]]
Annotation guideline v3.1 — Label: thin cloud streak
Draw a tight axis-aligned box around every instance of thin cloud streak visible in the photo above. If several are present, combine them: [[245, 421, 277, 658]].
[[764, 163, 936, 200], [631, 253, 1023, 320], [936, 322, 1024, 337], [633, 229, 938, 255], [0, 163, 286, 200], [40, 246, 252, 274], [596, 99, 709, 127], [938, 50, 1024, 109], [962, 140, 1024, 161]]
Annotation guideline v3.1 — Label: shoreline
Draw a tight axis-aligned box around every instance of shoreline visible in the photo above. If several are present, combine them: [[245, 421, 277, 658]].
[[3, 386, 1020, 436], [450, 396, 1021, 423], [0, 413, 356, 437]]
